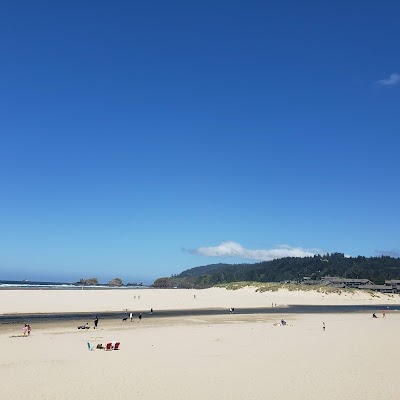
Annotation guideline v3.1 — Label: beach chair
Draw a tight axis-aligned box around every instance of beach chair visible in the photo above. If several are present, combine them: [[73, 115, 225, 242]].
[[87, 342, 95, 351], [114, 342, 120, 350], [105, 342, 113, 351]]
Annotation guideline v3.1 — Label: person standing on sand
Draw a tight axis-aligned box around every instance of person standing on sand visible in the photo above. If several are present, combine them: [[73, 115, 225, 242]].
[[139, 313, 142, 322], [129, 312, 133, 322], [23, 324, 28, 336], [323, 322, 325, 331], [94, 316, 99, 329], [27, 324, 31, 336], [383, 311, 386, 318]]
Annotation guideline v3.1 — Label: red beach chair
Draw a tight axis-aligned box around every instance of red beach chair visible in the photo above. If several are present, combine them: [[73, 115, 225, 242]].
[[114, 342, 120, 350], [105, 343, 113, 351]]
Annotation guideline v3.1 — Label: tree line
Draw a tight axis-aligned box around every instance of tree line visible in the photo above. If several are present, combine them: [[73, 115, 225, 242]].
[[152, 253, 400, 288]]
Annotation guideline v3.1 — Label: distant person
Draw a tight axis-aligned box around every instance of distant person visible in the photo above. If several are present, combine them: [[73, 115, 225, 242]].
[[232, 307, 235, 313], [129, 312, 133, 322], [281, 319, 287, 326], [229, 308, 232, 314], [323, 322, 325, 331], [94, 316, 99, 329], [372, 313, 378, 318], [27, 324, 31, 336], [23, 324, 28, 336], [383, 311, 386, 318], [194, 294, 196, 299], [150, 308, 153, 315], [139, 313, 142, 322]]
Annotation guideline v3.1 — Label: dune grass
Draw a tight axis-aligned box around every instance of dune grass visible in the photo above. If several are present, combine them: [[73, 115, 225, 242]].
[[216, 281, 364, 295]]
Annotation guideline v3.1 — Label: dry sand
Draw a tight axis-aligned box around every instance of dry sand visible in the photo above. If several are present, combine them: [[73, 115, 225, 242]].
[[0, 286, 399, 314], [1, 287, 400, 400]]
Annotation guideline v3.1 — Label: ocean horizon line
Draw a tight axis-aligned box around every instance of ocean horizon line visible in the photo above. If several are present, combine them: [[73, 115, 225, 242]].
[[0, 279, 150, 290]]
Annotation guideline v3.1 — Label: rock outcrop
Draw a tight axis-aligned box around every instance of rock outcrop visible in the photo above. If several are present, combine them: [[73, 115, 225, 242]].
[[78, 278, 98, 285], [109, 277, 123, 286]]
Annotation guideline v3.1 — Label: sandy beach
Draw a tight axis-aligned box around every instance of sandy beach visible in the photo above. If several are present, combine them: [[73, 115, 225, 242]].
[[1, 287, 400, 400], [1, 286, 399, 314]]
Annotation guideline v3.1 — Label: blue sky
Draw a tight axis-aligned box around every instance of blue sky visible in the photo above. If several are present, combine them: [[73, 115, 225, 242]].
[[0, 1, 399, 284]]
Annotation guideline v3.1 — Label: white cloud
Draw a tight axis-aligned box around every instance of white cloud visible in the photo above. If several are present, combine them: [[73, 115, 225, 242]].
[[191, 241, 317, 261], [376, 73, 400, 86]]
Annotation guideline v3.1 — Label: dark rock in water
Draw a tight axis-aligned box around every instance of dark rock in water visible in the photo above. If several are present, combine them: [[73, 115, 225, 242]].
[[78, 278, 98, 285], [109, 278, 123, 286]]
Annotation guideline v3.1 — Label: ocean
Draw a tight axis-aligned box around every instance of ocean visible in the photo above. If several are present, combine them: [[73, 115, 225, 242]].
[[0, 280, 147, 290]]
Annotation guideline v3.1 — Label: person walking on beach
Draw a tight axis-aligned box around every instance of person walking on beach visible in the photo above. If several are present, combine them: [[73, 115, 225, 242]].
[[139, 313, 142, 322], [383, 311, 386, 318], [150, 308, 153, 315], [23, 324, 28, 336], [27, 324, 31, 336], [323, 322, 325, 331], [94, 316, 99, 329], [129, 312, 133, 322]]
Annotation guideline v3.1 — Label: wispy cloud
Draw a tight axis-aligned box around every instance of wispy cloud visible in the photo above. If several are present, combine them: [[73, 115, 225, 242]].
[[374, 249, 400, 258], [190, 241, 318, 261], [376, 73, 400, 86]]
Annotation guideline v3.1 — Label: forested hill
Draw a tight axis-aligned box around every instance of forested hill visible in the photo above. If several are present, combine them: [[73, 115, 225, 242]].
[[153, 253, 400, 288]]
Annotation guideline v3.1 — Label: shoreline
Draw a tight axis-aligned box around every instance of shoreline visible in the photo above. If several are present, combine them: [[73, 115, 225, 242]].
[[2, 309, 395, 338], [0, 303, 400, 324]]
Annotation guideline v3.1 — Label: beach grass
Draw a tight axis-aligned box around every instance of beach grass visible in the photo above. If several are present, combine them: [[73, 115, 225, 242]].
[[216, 281, 365, 295]]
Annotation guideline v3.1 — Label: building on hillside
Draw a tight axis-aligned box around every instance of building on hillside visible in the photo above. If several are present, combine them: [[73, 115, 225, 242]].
[[297, 276, 400, 293], [385, 280, 400, 293], [358, 284, 395, 293], [322, 277, 373, 287], [302, 280, 330, 286]]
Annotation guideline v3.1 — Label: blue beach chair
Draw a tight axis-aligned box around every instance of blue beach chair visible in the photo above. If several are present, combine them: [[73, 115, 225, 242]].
[[87, 342, 95, 351]]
